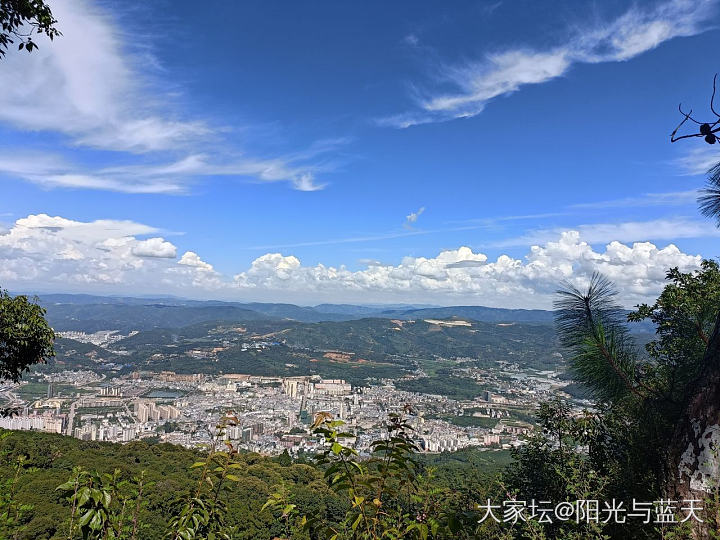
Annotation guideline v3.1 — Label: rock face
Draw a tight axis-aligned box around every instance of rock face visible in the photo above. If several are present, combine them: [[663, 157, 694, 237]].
[[669, 316, 720, 538]]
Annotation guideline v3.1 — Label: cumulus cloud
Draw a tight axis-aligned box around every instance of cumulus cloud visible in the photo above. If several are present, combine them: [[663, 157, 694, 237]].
[[234, 232, 703, 308], [0, 213, 189, 289], [0, 213, 708, 308], [179, 251, 214, 271], [132, 238, 177, 258], [381, 0, 717, 127]]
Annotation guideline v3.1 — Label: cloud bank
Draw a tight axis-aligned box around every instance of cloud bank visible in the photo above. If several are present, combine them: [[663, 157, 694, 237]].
[[0, 214, 707, 308]]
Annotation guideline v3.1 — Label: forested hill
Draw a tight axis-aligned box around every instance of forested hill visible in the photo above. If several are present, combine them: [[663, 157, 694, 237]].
[[0, 428, 338, 539], [280, 318, 558, 362], [0, 429, 508, 540], [29, 293, 556, 331], [41, 303, 275, 333]]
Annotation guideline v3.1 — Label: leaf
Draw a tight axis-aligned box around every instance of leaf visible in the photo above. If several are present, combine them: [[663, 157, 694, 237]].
[[77, 487, 91, 506], [282, 503, 296, 516], [78, 509, 94, 526], [89, 511, 103, 530]]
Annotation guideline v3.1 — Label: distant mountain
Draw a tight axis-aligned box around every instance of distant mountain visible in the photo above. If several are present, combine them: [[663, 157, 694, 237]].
[[376, 305, 555, 324], [32, 293, 559, 327], [312, 303, 440, 316], [311, 304, 385, 316], [280, 317, 560, 367], [237, 302, 349, 322], [42, 303, 274, 333], [33, 295, 359, 323]]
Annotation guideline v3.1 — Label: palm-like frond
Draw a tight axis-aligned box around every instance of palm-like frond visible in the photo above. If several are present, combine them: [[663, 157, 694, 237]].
[[698, 161, 720, 225], [554, 273, 643, 404]]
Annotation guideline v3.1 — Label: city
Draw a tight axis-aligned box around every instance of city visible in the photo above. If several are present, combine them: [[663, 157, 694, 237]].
[[1, 341, 571, 455], [0, 298, 573, 456]]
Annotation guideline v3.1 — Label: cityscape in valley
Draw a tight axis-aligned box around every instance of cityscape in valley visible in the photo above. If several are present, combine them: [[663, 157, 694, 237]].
[[0, 295, 584, 455], [3, 0, 720, 537]]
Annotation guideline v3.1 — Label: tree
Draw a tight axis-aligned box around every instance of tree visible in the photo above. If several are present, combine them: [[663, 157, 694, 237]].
[[0, 288, 55, 383], [628, 260, 720, 406], [553, 276, 673, 507], [668, 77, 720, 530], [0, 0, 60, 57], [504, 268, 720, 538]]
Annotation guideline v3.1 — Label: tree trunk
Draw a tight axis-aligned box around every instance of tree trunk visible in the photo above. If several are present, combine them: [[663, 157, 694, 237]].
[[668, 313, 720, 537]]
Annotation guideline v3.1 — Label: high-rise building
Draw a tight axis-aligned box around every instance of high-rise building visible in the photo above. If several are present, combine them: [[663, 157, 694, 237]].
[[134, 401, 150, 423]]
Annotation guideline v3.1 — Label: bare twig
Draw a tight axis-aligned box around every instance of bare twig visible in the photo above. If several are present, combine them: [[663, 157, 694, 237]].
[[671, 74, 720, 145], [711, 74, 720, 118]]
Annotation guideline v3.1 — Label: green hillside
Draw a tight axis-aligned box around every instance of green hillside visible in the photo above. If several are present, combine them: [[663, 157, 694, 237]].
[[0, 429, 507, 540]]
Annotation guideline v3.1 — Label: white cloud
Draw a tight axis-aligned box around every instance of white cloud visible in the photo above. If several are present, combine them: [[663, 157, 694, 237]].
[[493, 218, 720, 247], [0, 0, 334, 192], [404, 207, 426, 228], [233, 232, 703, 308], [0, 213, 710, 308], [675, 147, 720, 176], [0, 0, 207, 153], [569, 191, 699, 210], [179, 251, 214, 271], [132, 238, 177, 258], [0, 151, 329, 194], [0, 213, 172, 286], [382, 0, 717, 127]]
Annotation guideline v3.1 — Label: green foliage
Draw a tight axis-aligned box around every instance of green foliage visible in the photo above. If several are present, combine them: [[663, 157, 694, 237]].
[[56, 468, 150, 540], [395, 376, 486, 400], [504, 400, 619, 538], [4, 263, 717, 539], [0, 0, 60, 56], [0, 428, 341, 539], [628, 259, 720, 405], [554, 274, 645, 404], [274, 410, 448, 540], [261, 411, 509, 540], [281, 318, 559, 367], [699, 162, 720, 225], [507, 263, 720, 538], [551, 270, 707, 497], [165, 415, 244, 540], [0, 435, 34, 540], [0, 288, 55, 383]]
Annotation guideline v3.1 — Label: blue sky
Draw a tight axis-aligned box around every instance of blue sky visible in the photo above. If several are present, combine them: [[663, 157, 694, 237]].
[[1, 0, 719, 308]]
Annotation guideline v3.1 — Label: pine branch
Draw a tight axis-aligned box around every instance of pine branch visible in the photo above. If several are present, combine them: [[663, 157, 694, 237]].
[[555, 273, 646, 403]]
